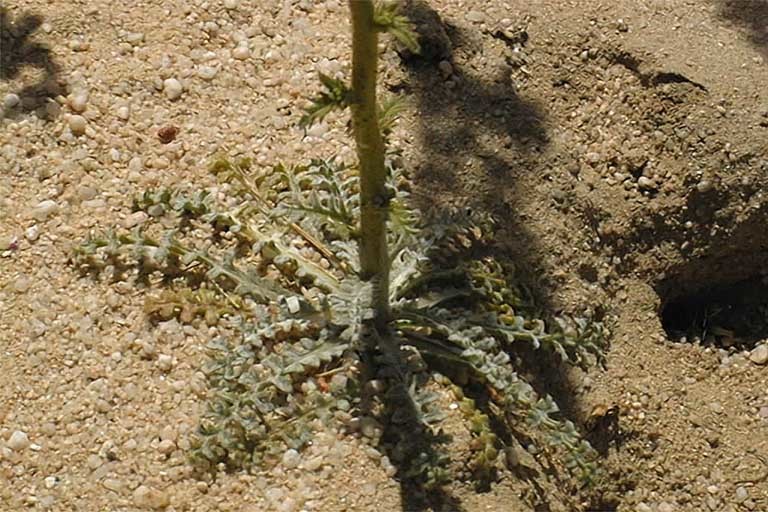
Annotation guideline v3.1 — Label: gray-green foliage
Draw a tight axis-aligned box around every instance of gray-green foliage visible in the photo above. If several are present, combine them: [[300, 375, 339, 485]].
[[73, 153, 607, 484], [72, 0, 607, 490]]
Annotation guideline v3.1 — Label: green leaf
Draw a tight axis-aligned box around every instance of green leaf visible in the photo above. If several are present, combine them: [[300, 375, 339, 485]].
[[373, 1, 421, 54], [299, 73, 351, 129]]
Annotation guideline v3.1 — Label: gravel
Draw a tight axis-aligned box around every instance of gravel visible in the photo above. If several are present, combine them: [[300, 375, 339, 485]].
[[163, 78, 183, 101], [748, 344, 768, 365]]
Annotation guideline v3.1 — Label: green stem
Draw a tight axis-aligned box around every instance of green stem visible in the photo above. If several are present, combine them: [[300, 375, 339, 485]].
[[349, 0, 391, 330]]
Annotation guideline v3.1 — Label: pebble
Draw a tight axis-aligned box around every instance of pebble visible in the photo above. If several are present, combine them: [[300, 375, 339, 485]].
[[68, 93, 88, 113], [233, 46, 250, 60], [157, 354, 173, 372], [103, 478, 123, 492], [125, 32, 145, 45], [635, 504, 652, 512], [658, 503, 675, 512], [7, 431, 31, 451], [438, 60, 453, 77], [735, 486, 748, 503], [224, 0, 239, 9], [157, 439, 175, 455], [116, 105, 131, 120], [748, 344, 768, 365], [637, 176, 656, 190], [122, 211, 148, 228], [44, 476, 58, 489], [696, 180, 713, 193], [466, 11, 485, 23], [197, 66, 218, 81], [25, 225, 40, 242], [31, 200, 59, 221], [4, 93, 20, 109], [133, 485, 170, 509], [281, 448, 300, 469], [68, 115, 87, 135], [163, 78, 183, 100]]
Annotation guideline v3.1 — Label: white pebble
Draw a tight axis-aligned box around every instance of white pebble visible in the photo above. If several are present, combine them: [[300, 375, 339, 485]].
[[197, 66, 218, 81], [128, 157, 143, 173], [232, 46, 250, 60], [69, 93, 88, 113], [749, 344, 768, 365], [281, 448, 301, 469], [116, 105, 130, 120], [31, 200, 59, 221], [25, 225, 40, 242], [44, 476, 58, 489], [224, 0, 239, 8], [163, 78, 183, 100], [4, 93, 20, 109], [7, 431, 30, 451], [286, 296, 300, 314], [68, 115, 87, 135], [157, 354, 173, 371]]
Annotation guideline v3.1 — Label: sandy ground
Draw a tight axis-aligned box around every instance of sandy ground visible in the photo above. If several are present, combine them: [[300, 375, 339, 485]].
[[2, 1, 768, 511]]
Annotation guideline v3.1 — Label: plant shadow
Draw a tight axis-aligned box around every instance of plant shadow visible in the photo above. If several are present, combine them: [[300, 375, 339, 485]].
[[382, 1, 602, 510], [0, 5, 62, 118]]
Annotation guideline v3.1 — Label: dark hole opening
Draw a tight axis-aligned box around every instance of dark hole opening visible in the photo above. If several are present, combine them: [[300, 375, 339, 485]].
[[660, 277, 768, 347]]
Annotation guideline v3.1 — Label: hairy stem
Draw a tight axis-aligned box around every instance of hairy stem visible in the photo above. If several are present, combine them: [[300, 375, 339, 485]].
[[349, 0, 391, 329]]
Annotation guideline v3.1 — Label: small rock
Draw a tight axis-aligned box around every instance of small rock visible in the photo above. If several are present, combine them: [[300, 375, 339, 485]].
[[157, 125, 179, 144], [302, 456, 323, 471], [86, 454, 103, 470], [133, 485, 170, 510], [281, 448, 300, 469], [4, 93, 20, 109], [68, 93, 88, 113], [438, 60, 453, 77], [232, 46, 250, 60], [696, 180, 713, 193], [658, 503, 675, 512], [8, 431, 30, 451], [25, 225, 40, 242], [749, 344, 768, 365], [31, 200, 59, 221], [197, 66, 218, 80], [103, 478, 123, 492], [617, 19, 629, 32], [466, 10, 485, 23], [116, 105, 131, 120], [285, 296, 300, 314], [157, 439, 175, 455], [735, 486, 748, 503], [637, 176, 656, 190], [157, 354, 173, 372], [709, 401, 724, 414], [68, 115, 87, 135], [163, 78, 183, 100], [224, 0, 239, 9], [125, 32, 145, 44], [122, 211, 148, 228], [634, 503, 652, 512]]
